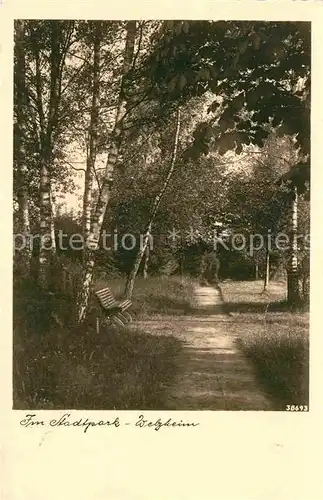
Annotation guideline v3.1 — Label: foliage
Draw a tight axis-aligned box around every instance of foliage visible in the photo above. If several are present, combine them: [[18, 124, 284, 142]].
[[14, 20, 310, 309], [138, 21, 310, 160]]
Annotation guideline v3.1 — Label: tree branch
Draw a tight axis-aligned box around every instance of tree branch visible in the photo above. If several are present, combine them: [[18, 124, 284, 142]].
[[131, 21, 144, 72], [60, 60, 87, 96]]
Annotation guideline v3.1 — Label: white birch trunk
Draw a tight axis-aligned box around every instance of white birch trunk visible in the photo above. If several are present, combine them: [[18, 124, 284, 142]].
[[287, 185, 300, 305], [263, 249, 270, 291], [124, 107, 181, 298], [82, 23, 101, 241], [38, 158, 52, 288], [143, 242, 150, 279], [77, 21, 137, 323], [50, 190, 56, 253]]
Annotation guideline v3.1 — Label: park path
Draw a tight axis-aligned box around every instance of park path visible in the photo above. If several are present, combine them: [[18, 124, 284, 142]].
[[135, 284, 272, 410]]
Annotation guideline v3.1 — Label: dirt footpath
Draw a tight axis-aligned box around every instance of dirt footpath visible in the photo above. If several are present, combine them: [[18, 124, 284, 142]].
[[135, 285, 272, 410]]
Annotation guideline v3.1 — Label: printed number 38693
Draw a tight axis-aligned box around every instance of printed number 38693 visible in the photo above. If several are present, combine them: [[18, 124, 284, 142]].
[[286, 405, 308, 411]]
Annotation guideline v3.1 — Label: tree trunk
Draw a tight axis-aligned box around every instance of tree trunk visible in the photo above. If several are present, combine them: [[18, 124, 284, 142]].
[[263, 249, 270, 291], [82, 23, 101, 241], [287, 185, 300, 306], [199, 251, 208, 285], [50, 190, 57, 253], [180, 253, 184, 278], [124, 107, 181, 299], [38, 21, 61, 289], [38, 158, 52, 288], [14, 20, 31, 277], [143, 241, 150, 279], [255, 259, 259, 280], [77, 21, 137, 323], [125, 225, 153, 298]]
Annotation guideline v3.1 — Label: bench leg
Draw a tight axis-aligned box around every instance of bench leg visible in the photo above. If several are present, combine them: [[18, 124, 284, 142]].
[[100, 311, 132, 328]]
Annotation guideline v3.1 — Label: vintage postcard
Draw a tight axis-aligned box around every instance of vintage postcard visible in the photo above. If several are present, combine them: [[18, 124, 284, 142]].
[[1, 0, 322, 499]]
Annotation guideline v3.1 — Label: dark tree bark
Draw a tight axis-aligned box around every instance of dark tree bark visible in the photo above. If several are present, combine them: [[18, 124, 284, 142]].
[[14, 20, 31, 277], [38, 22, 62, 288]]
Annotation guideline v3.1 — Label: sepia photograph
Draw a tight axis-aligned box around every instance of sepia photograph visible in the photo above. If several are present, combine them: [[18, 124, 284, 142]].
[[13, 19, 310, 412]]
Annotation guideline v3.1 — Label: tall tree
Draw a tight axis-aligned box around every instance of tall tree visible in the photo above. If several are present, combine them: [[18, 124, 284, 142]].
[[82, 22, 102, 241], [124, 107, 181, 298], [141, 21, 310, 156], [142, 241, 150, 279], [279, 161, 310, 305], [77, 21, 137, 323], [50, 189, 57, 253], [37, 22, 61, 287], [138, 21, 310, 302], [288, 185, 300, 304], [23, 21, 76, 288], [14, 20, 31, 277]]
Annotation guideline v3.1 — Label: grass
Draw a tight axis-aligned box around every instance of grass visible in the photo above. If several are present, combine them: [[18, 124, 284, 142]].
[[92, 275, 196, 318], [13, 275, 194, 410], [221, 280, 309, 409], [13, 321, 181, 410]]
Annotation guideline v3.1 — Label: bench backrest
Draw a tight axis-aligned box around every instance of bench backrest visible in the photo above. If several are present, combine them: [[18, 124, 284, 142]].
[[95, 287, 118, 309]]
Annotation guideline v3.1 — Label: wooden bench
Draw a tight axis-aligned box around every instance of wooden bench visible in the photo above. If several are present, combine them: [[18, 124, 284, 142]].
[[95, 286, 132, 331]]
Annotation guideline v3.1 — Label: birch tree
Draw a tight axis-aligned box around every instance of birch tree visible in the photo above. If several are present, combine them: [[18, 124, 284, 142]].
[[287, 185, 300, 305], [77, 21, 137, 322], [124, 107, 181, 298], [14, 20, 31, 277], [143, 242, 150, 279], [279, 163, 309, 306], [82, 22, 102, 241], [25, 21, 76, 288], [37, 22, 61, 287], [263, 246, 270, 291]]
